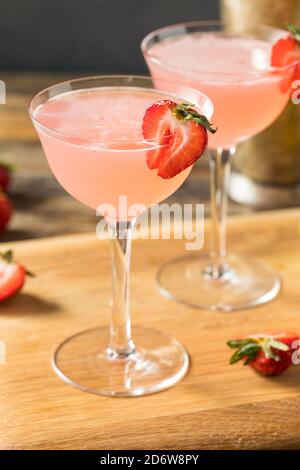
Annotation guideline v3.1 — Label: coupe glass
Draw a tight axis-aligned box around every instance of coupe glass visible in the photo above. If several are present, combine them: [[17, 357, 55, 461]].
[[29, 75, 213, 396], [142, 21, 296, 312]]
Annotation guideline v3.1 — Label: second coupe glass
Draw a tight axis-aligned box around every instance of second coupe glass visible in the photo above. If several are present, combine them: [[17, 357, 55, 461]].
[[142, 21, 296, 311]]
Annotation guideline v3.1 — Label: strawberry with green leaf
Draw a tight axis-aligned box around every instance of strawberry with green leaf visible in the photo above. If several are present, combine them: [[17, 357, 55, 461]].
[[227, 332, 299, 376], [142, 100, 216, 179]]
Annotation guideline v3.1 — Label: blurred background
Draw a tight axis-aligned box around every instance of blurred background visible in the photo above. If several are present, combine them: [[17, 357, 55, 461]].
[[0, 0, 299, 241], [0, 0, 219, 73]]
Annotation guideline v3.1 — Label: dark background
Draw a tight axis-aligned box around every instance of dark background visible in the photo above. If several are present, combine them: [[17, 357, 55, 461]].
[[0, 0, 219, 72]]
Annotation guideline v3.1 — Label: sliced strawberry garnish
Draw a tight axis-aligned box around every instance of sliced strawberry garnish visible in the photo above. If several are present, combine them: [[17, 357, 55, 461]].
[[142, 100, 216, 179], [157, 118, 208, 179], [271, 25, 300, 93], [142, 100, 175, 170], [271, 35, 299, 68], [0, 250, 33, 302], [227, 332, 299, 376]]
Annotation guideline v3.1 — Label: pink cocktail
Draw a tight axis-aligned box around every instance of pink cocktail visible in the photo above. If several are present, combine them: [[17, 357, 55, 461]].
[[142, 22, 295, 311], [144, 32, 290, 149], [34, 87, 192, 218], [30, 75, 213, 396]]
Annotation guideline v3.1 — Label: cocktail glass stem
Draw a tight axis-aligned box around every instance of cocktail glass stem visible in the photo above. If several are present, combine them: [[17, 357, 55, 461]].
[[205, 148, 235, 280], [107, 219, 136, 359]]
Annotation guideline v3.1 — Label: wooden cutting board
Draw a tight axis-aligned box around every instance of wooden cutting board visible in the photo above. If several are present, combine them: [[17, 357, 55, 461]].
[[1, 208, 300, 450]]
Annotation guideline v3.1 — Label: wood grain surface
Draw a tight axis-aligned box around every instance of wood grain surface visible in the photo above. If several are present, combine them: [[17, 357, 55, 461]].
[[1, 209, 300, 450]]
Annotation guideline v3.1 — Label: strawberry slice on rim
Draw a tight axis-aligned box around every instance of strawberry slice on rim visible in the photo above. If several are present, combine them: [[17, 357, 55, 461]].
[[142, 100, 216, 179], [271, 24, 300, 93]]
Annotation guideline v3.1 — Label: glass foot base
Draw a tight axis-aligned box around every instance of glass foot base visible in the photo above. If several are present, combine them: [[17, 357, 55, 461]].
[[157, 254, 281, 312], [52, 326, 189, 397]]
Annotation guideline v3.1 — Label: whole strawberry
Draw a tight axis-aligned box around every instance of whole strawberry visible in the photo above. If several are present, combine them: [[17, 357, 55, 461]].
[[0, 192, 12, 232], [0, 250, 33, 302], [0, 163, 13, 192], [227, 332, 299, 376]]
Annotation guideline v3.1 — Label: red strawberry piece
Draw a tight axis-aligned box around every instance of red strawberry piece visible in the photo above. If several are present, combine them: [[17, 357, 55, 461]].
[[142, 100, 216, 179], [142, 100, 174, 170], [271, 35, 299, 68], [271, 25, 300, 93], [0, 163, 12, 192], [0, 250, 33, 302], [0, 193, 12, 232], [227, 332, 299, 377]]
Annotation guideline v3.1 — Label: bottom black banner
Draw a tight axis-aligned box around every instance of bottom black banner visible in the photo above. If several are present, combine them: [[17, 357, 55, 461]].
[[0, 450, 299, 466]]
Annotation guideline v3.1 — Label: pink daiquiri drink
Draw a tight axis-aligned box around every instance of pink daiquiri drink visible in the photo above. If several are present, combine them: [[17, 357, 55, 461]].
[[143, 32, 291, 149], [33, 87, 192, 219], [142, 22, 296, 312], [30, 76, 214, 397]]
